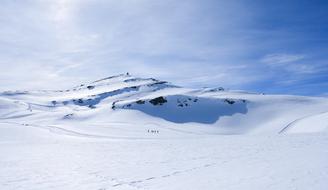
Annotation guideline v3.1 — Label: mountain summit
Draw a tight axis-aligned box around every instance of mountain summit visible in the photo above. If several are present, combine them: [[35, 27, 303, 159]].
[[0, 74, 328, 135]]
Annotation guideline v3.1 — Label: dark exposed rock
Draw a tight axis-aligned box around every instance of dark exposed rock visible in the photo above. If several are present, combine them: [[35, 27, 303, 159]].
[[111, 101, 117, 110], [224, 99, 235, 105], [136, 100, 145, 104], [51, 100, 57, 106], [147, 81, 167, 87], [63, 113, 74, 119], [208, 87, 224, 92], [89, 105, 96, 109], [87, 85, 95, 90], [149, 96, 167, 106]]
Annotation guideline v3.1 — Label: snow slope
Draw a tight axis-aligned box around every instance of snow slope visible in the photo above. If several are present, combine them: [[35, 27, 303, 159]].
[[1, 73, 327, 135], [1, 73, 328, 190]]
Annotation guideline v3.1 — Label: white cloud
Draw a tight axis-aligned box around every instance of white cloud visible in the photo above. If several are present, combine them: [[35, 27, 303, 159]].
[[261, 53, 305, 65]]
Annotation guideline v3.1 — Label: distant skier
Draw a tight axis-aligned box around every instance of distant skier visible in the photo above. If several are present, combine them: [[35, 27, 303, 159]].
[[148, 130, 159, 134]]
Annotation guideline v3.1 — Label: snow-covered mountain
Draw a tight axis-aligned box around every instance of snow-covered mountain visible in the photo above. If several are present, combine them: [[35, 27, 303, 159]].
[[1, 73, 328, 190], [1, 73, 327, 137]]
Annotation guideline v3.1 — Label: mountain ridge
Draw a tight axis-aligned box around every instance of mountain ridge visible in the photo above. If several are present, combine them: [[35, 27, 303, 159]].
[[0, 73, 328, 136]]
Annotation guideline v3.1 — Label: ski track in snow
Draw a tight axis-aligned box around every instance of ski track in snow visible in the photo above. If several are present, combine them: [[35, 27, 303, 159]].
[[279, 111, 328, 134], [1, 121, 207, 141]]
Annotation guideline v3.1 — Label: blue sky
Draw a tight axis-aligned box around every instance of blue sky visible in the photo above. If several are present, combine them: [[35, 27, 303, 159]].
[[0, 0, 327, 96]]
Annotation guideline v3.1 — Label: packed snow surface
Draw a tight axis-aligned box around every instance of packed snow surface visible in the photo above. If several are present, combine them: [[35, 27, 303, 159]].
[[1, 73, 328, 190]]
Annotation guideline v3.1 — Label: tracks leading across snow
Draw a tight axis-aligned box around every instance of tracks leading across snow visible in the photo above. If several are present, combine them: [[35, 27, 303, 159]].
[[0, 121, 208, 141], [279, 111, 328, 134]]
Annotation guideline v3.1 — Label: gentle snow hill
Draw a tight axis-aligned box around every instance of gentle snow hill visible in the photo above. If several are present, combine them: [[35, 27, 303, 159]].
[[0, 73, 328, 137], [1, 73, 328, 190]]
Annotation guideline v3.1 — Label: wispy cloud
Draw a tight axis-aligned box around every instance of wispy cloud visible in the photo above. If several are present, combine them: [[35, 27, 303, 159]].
[[261, 54, 305, 65], [260, 53, 325, 76]]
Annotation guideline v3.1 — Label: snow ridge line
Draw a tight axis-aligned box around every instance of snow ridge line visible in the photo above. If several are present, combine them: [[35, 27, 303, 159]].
[[279, 111, 328, 134]]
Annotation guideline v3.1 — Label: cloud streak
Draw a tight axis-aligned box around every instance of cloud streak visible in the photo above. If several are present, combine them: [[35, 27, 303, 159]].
[[261, 54, 305, 65]]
